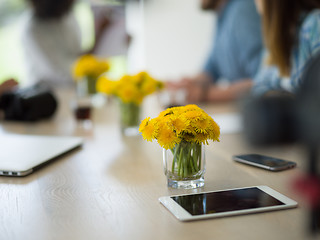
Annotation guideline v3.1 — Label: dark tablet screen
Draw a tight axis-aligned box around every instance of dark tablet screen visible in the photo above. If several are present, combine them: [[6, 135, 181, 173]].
[[171, 187, 285, 216]]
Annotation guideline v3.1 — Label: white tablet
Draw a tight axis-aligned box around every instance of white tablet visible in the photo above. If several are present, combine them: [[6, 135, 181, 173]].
[[159, 186, 298, 221]]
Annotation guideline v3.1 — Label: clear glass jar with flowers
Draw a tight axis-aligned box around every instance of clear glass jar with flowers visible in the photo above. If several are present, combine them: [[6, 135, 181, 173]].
[[97, 71, 164, 136], [139, 105, 220, 189], [72, 54, 110, 96]]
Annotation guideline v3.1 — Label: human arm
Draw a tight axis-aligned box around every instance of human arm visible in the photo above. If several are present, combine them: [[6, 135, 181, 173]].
[[251, 53, 292, 96], [166, 72, 212, 90], [165, 72, 213, 103], [167, 72, 253, 103], [174, 75, 252, 103], [205, 79, 253, 102], [184, 78, 252, 103], [88, 6, 112, 54]]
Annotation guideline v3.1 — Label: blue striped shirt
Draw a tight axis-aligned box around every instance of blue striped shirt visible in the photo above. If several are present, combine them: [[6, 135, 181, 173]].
[[252, 9, 320, 95]]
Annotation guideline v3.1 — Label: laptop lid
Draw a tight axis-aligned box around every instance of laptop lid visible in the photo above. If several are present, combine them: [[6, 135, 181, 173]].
[[0, 134, 83, 177]]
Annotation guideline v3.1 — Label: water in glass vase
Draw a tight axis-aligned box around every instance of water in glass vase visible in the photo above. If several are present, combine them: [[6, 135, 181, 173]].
[[163, 141, 205, 189], [119, 101, 141, 136]]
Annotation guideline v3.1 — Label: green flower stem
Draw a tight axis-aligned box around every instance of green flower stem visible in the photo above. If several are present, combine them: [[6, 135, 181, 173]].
[[178, 147, 183, 176], [170, 141, 202, 180], [183, 147, 188, 177], [120, 101, 141, 127], [171, 144, 180, 173], [188, 146, 196, 173], [197, 143, 202, 170], [86, 76, 97, 95]]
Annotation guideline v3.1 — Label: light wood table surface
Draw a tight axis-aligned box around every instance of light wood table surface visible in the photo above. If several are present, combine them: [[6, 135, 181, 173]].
[[0, 89, 318, 240]]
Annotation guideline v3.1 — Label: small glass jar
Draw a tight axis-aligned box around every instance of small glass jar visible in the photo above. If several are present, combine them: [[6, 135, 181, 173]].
[[71, 96, 93, 129], [76, 76, 98, 96], [163, 141, 205, 189], [119, 100, 141, 136]]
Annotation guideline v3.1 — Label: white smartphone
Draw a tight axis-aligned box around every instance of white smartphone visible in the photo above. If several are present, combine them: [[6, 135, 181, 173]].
[[159, 186, 297, 221], [233, 154, 297, 171]]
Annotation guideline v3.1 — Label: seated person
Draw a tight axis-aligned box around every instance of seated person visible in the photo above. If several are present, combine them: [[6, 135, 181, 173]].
[[252, 0, 320, 95], [21, 0, 110, 87], [168, 0, 263, 103], [21, 0, 80, 87]]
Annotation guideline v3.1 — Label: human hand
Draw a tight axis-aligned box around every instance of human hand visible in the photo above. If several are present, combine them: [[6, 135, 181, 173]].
[[0, 78, 18, 95], [165, 77, 209, 104], [165, 77, 192, 90], [159, 81, 184, 108], [93, 7, 112, 33], [184, 81, 208, 103]]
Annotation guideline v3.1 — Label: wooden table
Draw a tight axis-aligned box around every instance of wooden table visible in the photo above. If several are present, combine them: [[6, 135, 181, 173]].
[[0, 89, 318, 240]]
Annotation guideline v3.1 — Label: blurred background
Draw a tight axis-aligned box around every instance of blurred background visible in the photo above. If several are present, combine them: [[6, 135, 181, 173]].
[[0, 0, 214, 85]]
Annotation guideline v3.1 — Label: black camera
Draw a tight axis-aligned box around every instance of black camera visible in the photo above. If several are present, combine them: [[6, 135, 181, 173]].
[[0, 83, 58, 121]]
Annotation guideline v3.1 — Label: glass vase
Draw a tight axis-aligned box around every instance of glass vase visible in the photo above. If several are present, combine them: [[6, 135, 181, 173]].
[[119, 100, 141, 136], [163, 141, 205, 189], [77, 76, 97, 96]]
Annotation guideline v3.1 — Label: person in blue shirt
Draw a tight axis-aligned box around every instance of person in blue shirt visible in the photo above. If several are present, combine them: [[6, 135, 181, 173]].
[[252, 0, 320, 95], [168, 0, 263, 103]]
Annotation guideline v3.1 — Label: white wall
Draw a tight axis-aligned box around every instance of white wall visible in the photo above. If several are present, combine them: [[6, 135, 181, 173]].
[[126, 0, 215, 80]]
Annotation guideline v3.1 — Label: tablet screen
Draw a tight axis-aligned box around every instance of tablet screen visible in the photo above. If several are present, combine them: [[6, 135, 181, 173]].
[[171, 187, 285, 216]]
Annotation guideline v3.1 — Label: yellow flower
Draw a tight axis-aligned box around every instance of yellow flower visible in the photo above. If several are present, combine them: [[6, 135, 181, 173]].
[[72, 54, 110, 80], [170, 115, 188, 135], [97, 71, 163, 105], [157, 81, 165, 90], [133, 71, 148, 84], [207, 118, 221, 142], [157, 125, 181, 149], [193, 118, 211, 133], [183, 104, 200, 112], [133, 93, 144, 105], [96, 76, 117, 94], [118, 84, 139, 103], [194, 132, 210, 145], [139, 117, 150, 133], [139, 104, 220, 149], [183, 110, 205, 121], [158, 107, 175, 118], [139, 117, 157, 141], [141, 79, 157, 96]]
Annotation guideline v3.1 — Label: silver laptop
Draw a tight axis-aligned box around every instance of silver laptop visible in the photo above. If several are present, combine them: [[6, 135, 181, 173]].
[[0, 134, 83, 177]]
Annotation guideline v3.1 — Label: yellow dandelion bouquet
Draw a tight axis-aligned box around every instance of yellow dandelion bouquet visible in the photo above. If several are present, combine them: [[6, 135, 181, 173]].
[[97, 71, 164, 134], [72, 54, 110, 94], [97, 71, 164, 105], [139, 104, 220, 188]]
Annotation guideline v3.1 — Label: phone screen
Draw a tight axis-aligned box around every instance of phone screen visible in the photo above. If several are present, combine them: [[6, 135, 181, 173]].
[[171, 187, 285, 216], [237, 154, 293, 167]]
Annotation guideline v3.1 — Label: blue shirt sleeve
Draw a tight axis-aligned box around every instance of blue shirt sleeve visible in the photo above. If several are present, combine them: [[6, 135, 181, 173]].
[[252, 52, 284, 95]]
